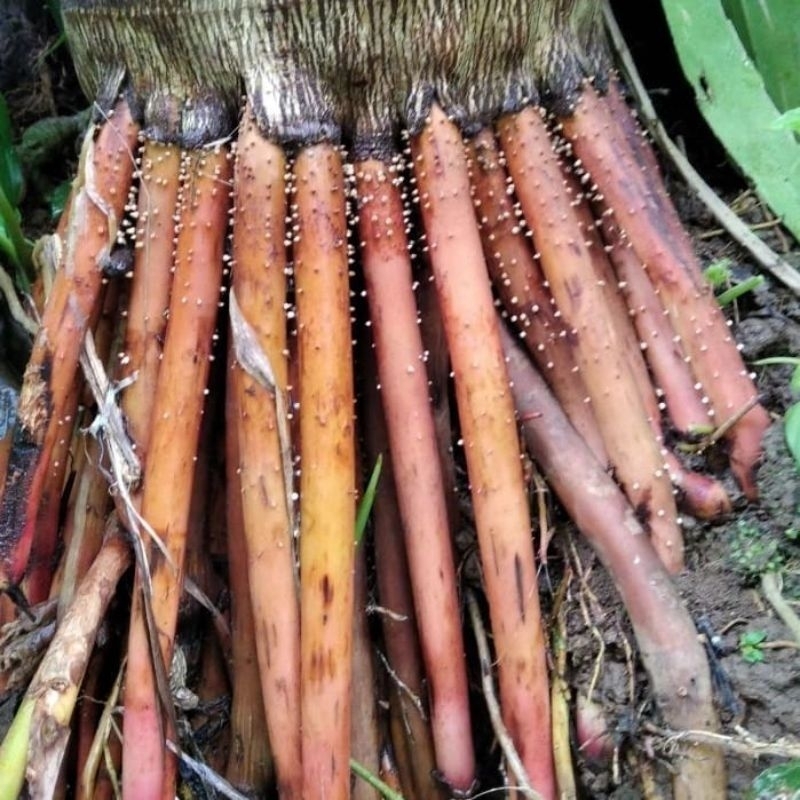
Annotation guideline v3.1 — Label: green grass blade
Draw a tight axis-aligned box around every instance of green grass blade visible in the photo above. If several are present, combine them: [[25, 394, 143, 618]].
[[355, 454, 383, 546], [715, 275, 764, 306], [661, 0, 800, 241], [350, 759, 405, 800]]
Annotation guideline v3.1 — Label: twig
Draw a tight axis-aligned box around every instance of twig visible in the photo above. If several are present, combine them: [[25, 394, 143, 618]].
[[165, 740, 251, 800], [80, 660, 124, 797], [761, 572, 800, 645], [376, 650, 427, 721], [698, 218, 784, 240], [603, 1, 800, 295], [0, 267, 37, 335], [643, 722, 800, 761], [465, 590, 542, 800]]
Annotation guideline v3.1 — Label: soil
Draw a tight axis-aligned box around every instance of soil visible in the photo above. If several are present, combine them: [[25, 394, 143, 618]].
[[0, 2, 798, 799]]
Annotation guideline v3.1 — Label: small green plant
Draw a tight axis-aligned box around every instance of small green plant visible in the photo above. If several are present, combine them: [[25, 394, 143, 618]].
[[747, 759, 800, 799], [703, 258, 764, 306], [755, 356, 800, 472], [738, 629, 767, 664], [729, 520, 785, 580]]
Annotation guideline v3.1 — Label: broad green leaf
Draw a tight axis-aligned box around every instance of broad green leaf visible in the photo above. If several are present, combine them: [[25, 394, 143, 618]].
[[661, 0, 800, 241], [740, 630, 767, 647], [786, 401, 800, 471], [721, 0, 800, 112], [747, 759, 800, 800]]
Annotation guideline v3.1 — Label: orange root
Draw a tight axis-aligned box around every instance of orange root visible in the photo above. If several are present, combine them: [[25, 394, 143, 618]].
[[294, 143, 356, 800], [229, 110, 302, 798], [413, 105, 554, 798], [0, 101, 139, 593], [356, 156, 475, 791], [122, 146, 231, 799], [561, 83, 770, 498], [499, 107, 682, 574]]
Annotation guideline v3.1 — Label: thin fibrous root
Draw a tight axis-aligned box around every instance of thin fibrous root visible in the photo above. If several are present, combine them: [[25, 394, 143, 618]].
[[501, 325, 725, 800], [560, 82, 770, 498], [229, 109, 301, 799], [355, 155, 475, 792], [412, 104, 555, 799], [293, 142, 356, 800], [498, 106, 683, 574], [122, 145, 231, 799], [0, 100, 139, 596]]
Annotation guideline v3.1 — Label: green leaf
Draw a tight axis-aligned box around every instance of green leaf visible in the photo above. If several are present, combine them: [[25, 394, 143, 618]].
[[47, 180, 72, 221], [661, 0, 800, 241], [0, 95, 24, 206], [703, 258, 732, 288], [17, 108, 90, 174], [721, 0, 800, 112], [355, 454, 383, 546], [350, 759, 405, 800], [715, 275, 764, 306], [792, 365, 800, 395], [785, 401, 800, 471], [747, 760, 800, 800], [742, 647, 764, 664], [740, 630, 767, 647]]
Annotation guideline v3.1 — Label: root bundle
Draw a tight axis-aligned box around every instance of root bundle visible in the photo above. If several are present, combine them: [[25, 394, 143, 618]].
[[0, 3, 772, 798]]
